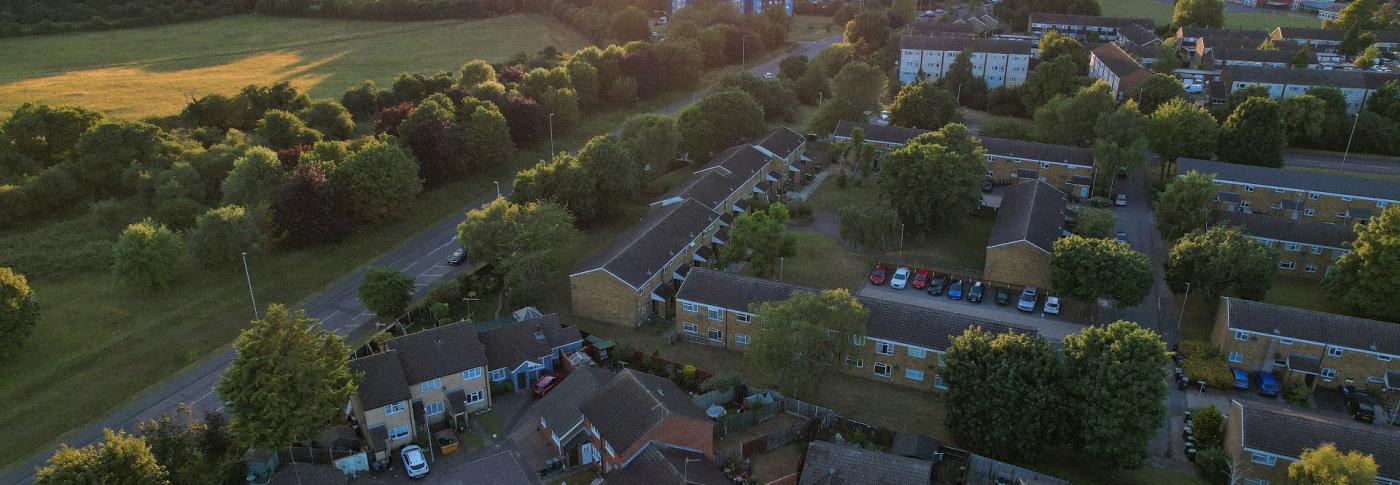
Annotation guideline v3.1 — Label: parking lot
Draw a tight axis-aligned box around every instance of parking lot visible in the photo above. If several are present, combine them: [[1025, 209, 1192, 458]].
[[858, 279, 1088, 341]]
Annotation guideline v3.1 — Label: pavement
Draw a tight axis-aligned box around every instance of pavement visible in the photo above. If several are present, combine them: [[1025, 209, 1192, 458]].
[[858, 283, 1089, 341]]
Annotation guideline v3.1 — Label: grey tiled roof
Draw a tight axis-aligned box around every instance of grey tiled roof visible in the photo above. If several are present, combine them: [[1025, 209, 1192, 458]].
[[889, 432, 942, 461], [832, 120, 1092, 167], [1092, 42, 1148, 78], [477, 314, 582, 371], [1285, 353, 1322, 375], [798, 440, 933, 485], [900, 34, 1034, 55], [385, 322, 488, 385], [1179, 157, 1400, 202], [832, 120, 926, 145], [1218, 212, 1356, 248], [1028, 13, 1153, 29], [1178, 27, 1269, 40], [676, 267, 814, 312], [910, 19, 978, 36], [987, 180, 1068, 252], [1223, 297, 1400, 356], [581, 369, 710, 453], [1121, 24, 1161, 45], [574, 198, 720, 289], [663, 171, 745, 211], [1272, 26, 1400, 43], [1235, 400, 1400, 480], [1210, 47, 1309, 64], [536, 366, 614, 434], [349, 350, 411, 410], [755, 126, 806, 160], [1221, 65, 1400, 90], [604, 446, 730, 485]]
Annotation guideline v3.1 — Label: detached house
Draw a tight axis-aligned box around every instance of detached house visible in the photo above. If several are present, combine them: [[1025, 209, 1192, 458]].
[[1089, 42, 1150, 103], [1181, 157, 1400, 223], [1216, 212, 1355, 278], [1225, 399, 1400, 484], [984, 180, 1068, 291], [477, 313, 584, 389], [1210, 298, 1400, 392]]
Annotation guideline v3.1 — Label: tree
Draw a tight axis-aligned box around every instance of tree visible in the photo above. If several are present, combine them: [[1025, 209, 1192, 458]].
[[878, 124, 985, 231], [1034, 80, 1115, 147], [1062, 321, 1168, 468], [1153, 41, 1184, 74], [1356, 44, 1382, 69], [1219, 84, 1271, 120], [189, 205, 265, 268], [273, 163, 355, 247], [137, 405, 238, 484], [618, 113, 679, 175], [888, 81, 962, 130], [1020, 56, 1086, 111], [1, 103, 103, 167], [74, 119, 179, 195], [577, 135, 641, 214], [1324, 206, 1400, 322], [1050, 236, 1153, 312], [844, 9, 891, 51], [1217, 97, 1286, 168], [830, 61, 887, 114], [460, 60, 497, 86], [943, 328, 1064, 462], [510, 153, 597, 221], [608, 7, 651, 44], [112, 219, 185, 289], [332, 139, 422, 222], [340, 80, 385, 120], [458, 100, 514, 172], [1166, 226, 1280, 299], [779, 55, 809, 80], [358, 267, 414, 320], [255, 109, 322, 150], [1092, 105, 1148, 194], [747, 289, 868, 397], [399, 96, 461, 185], [677, 90, 766, 158], [0, 267, 40, 355], [564, 59, 601, 109], [1155, 171, 1216, 241], [1326, 0, 1381, 30], [1146, 98, 1219, 166], [838, 204, 901, 252], [456, 198, 579, 313], [296, 100, 355, 140], [35, 429, 169, 485], [940, 51, 990, 108], [220, 147, 287, 211], [719, 202, 798, 276], [1288, 443, 1378, 484], [1173, 0, 1224, 28], [539, 87, 583, 131], [1071, 206, 1117, 238], [1038, 30, 1088, 73], [717, 73, 799, 122], [216, 304, 356, 450], [1280, 95, 1328, 147], [1133, 73, 1185, 114], [1292, 44, 1315, 68]]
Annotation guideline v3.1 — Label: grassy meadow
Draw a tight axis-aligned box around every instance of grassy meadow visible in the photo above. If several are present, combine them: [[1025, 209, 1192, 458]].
[[0, 14, 589, 119], [1098, 0, 1320, 31]]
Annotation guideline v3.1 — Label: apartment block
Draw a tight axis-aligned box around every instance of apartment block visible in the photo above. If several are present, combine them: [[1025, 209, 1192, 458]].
[[1210, 297, 1400, 392], [1216, 212, 1355, 279], [898, 35, 1032, 86], [1219, 65, 1400, 113], [1271, 26, 1400, 52], [1089, 42, 1150, 102], [1181, 157, 1400, 223], [1224, 399, 1400, 484]]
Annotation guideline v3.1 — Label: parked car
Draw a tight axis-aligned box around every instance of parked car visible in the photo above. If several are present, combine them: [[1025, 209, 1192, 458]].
[[981, 179, 994, 193], [912, 269, 931, 289], [869, 265, 887, 285], [1252, 372, 1279, 397], [880, 110, 890, 121], [967, 281, 984, 303], [763, 72, 774, 79], [890, 267, 911, 289], [927, 275, 948, 296], [1115, 193, 1127, 206], [1043, 296, 1060, 315], [447, 248, 466, 266], [994, 288, 1010, 305], [1343, 386, 1378, 423], [1117, 166, 1128, 179], [947, 280, 964, 300], [532, 373, 562, 398], [1115, 231, 1129, 244], [1016, 286, 1037, 312], [401, 444, 430, 478], [1231, 368, 1250, 390]]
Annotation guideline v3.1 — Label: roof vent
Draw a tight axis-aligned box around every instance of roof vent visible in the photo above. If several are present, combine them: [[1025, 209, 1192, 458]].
[[656, 388, 664, 396], [535, 332, 546, 341], [1272, 327, 1281, 335]]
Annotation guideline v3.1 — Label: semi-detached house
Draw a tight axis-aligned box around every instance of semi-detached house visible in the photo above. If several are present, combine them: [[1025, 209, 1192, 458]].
[[477, 313, 584, 389], [1224, 399, 1400, 485], [674, 268, 1037, 391], [1216, 212, 1355, 279], [1180, 157, 1400, 224]]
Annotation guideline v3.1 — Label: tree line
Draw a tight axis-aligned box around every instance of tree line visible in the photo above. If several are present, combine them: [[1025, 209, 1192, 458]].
[[0, 0, 252, 37]]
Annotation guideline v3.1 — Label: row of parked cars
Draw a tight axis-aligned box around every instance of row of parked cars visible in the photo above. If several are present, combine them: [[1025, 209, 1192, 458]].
[[1228, 369, 1380, 423], [868, 265, 1060, 314]]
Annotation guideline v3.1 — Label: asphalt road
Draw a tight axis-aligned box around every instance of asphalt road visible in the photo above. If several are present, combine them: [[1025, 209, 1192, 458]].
[[0, 34, 845, 485]]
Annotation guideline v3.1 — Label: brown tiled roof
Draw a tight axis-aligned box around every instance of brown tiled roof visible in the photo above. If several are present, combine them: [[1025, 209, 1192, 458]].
[[900, 34, 1033, 55], [477, 314, 582, 371], [581, 369, 710, 453], [755, 126, 805, 160], [1092, 42, 1148, 79], [1178, 27, 1269, 40], [349, 350, 411, 410], [536, 366, 615, 434], [385, 322, 489, 384], [1234, 400, 1400, 480], [1217, 212, 1355, 248], [574, 198, 719, 289], [605, 446, 730, 485], [799, 440, 933, 485], [987, 180, 1068, 253], [1223, 297, 1400, 356]]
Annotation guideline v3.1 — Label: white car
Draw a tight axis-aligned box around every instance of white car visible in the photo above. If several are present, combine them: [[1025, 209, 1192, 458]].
[[1044, 296, 1061, 315], [1115, 193, 1127, 207], [890, 267, 911, 289], [763, 72, 774, 79], [401, 444, 430, 478], [880, 110, 890, 121]]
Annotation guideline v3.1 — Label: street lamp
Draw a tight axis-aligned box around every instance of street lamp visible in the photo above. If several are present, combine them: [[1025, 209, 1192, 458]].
[[898, 223, 905, 259], [241, 252, 259, 320], [742, 35, 748, 65], [1341, 112, 1360, 170], [494, 181, 500, 199], [1174, 282, 1191, 343], [548, 113, 555, 156]]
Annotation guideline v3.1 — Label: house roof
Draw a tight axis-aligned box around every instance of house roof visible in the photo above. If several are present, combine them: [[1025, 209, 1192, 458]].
[[1233, 399, 1400, 480], [1178, 27, 1269, 40], [348, 350, 412, 411], [1221, 65, 1400, 90], [1092, 42, 1149, 81], [536, 366, 615, 434], [889, 432, 942, 461], [604, 445, 731, 485], [1217, 212, 1355, 249], [1179, 157, 1400, 202], [988, 180, 1068, 253], [832, 120, 1092, 167], [832, 120, 927, 145], [900, 34, 1033, 55], [1198, 35, 1285, 51], [1121, 24, 1161, 45], [384, 322, 489, 384], [663, 171, 745, 211], [1223, 297, 1400, 356], [1209, 47, 1310, 64], [697, 143, 771, 178], [1272, 26, 1400, 43], [798, 440, 934, 485], [1027, 13, 1153, 29], [910, 19, 979, 36], [755, 126, 806, 160], [477, 314, 582, 371], [582, 369, 710, 453], [574, 198, 720, 289], [1123, 43, 1158, 60], [268, 463, 347, 485]]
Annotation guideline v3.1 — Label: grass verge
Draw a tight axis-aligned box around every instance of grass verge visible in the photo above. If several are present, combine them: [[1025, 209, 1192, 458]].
[[790, 15, 836, 42], [1285, 165, 1400, 183], [1262, 275, 1328, 312]]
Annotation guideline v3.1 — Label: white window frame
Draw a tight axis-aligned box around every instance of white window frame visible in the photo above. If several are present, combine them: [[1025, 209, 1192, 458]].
[[736, 313, 751, 324], [1322, 368, 1337, 379], [707, 328, 723, 341], [1304, 264, 1316, 273], [873, 363, 892, 378], [846, 356, 864, 368], [1310, 246, 1322, 254], [735, 333, 750, 345], [1229, 352, 1244, 363], [421, 377, 442, 392], [1368, 375, 1384, 384], [933, 375, 947, 390], [425, 400, 445, 416], [1284, 242, 1301, 252], [908, 347, 926, 358], [683, 322, 698, 334], [905, 368, 925, 381], [876, 341, 894, 355], [465, 390, 484, 404], [1279, 338, 1293, 345], [682, 302, 698, 313], [1235, 331, 1249, 341], [385, 401, 406, 415], [1309, 192, 1319, 199], [1244, 185, 1255, 192], [463, 368, 481, 380], [1280, 260, 1296, 270], [1251, 452, 1276, 466], [1243, 478, 1268, 485], [489, 368, 508, 382], [389, 425, 411, 441], [707, 308, 724, 321], [1378, 354, 1393, 362], [1327, 346, 1343, 357]]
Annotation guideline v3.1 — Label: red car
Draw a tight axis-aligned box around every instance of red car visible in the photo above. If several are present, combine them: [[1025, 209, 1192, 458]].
[[911, 269, 930, 289], [532, 373, 562, 398], [869, 265, 887, 285]]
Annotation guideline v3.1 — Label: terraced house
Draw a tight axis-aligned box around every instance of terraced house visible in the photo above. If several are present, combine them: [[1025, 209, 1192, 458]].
[[673, 268, 1037, 391], [1270, 26, 1400, 52], [1218, 66, 1400, 113], [1026, 13, 1156, 44], [477, 313, 584, 389], [832, 121, 1097, 198], [1181, 158, 1400, 224], [1210, 298, 1400, 392], [1089, 42, 1150, 103], [897, 35, 1033, 87], [1225, 399, 1400, 485], [1216, 212, 1355, 279]]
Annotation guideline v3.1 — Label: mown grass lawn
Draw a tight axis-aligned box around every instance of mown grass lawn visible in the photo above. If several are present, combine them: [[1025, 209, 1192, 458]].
[[1263, 274, 1329, 312], [790, 15, 837, 42], [1098, 0, 1319, 31], [0, 14, 589, 118]]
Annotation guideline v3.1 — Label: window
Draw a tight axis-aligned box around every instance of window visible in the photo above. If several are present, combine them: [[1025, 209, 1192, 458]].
[[463, 368, 481, 380], [384, 401, 406, 415], [683, 323, 698, 334], [1273, 188, 1285, 193], [1040, 162, 1050, 169], [1251, 452, 1277, 466], [736, 313, 751, 324], [707, 308, 724, 321], [1270, 202, 1283, 210], [1322, 368, 1337, 379], [905, 369, 925, 381], [1368, 375, 1385, 384], [986, 170, 994, 177], [1341, 196, 1352, 201], [1279, 338, 1293, 345], [707, 328, 723, 341], [1304, 209, 1315, 216], [1280, 260, 1296, 270], [851, 336, 865, 347], [465, 390, 484, 405], [874, 363, 892, 377], [1336, 211, 1350, 219], [1310, 246, 1322, 254], [1309, 192, 1319, 199], [425, 400, 445, 416], [1380, 200, 1390, 208], [735, 333, 750, 345], [489, 368, 507, 382], [1243, 478, 1269, 485], [682, 302, 698, 313], [1379, 354, 1393, 362], [934, 375, 948, 390], [846, 357, 864, 368], [1244, 185, 1255, 192], [389, 425, 411, 441], [876, 341, 894, 355], [420, 378, 442, 392], [1235, 331, 1249, 341], [1305, 264, 1317, 273], [908, 347, 926, 358], [1284, 242, 1301, 252], [1327, 346, 1343, 357], [1229, 352, 1244, 363]]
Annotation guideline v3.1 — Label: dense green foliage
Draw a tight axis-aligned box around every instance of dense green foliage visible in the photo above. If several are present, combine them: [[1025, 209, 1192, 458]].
[[719, 203, 798, 277], [747, 290, 868, 398], [1146, 98, 1219, 163], [1062, 321, 1168, 468], [943, 329, 1065, 462], [0, 267, 40, 355], [189, 205, 265, 268], [0, 0, 249, 37], [888, 81, 962, 130], [111, 219, 186, 289], [1166, 226, 1280, 299], [1155, 171, 1216, 241], [358, 268, 415, 319], [877, 124, 985, 232], [35, 429, 169, 485], [456, 198, 579, 309], [1050, 235, 1153, 307], [1173, 0, 1225, 28], [1289, 444, 1378, 484], [678, 90, 766, 158], [1324, 206, 1400, 322], [1216, 97, 1287, 168], [1034, 80, 1115, 147]]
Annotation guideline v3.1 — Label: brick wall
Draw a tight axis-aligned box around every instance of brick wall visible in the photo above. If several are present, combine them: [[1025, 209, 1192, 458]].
[[984, 243, 1054, 290], [1211, 299, 1400, 391], [570, 271, 646, 327], [845, 338, 944, 391], [1210, 180, 1393, 224], [986, 158, 1094, 199]]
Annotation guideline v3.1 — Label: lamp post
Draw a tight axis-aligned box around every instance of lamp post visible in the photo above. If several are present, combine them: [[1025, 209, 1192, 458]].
[[1174, 282, 1191, 343], [779, 257, 785, 281], [241, 252, 259, 320], [742, 35, 748, 65], [1341, 112, 1360, 170], [493, 181, 500, 199], [898, 223, 905, 259], [548, 113, 555, 156]]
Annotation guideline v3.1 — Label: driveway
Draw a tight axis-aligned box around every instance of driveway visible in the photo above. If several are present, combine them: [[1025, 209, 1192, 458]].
[[859, 283, 1088, 341]]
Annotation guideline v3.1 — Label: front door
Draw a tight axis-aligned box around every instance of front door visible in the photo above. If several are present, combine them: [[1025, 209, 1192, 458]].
[[580, 442, 600, 465]]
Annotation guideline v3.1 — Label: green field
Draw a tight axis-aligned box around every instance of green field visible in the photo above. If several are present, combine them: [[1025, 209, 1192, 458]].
[[1098, 0, 1320, 31], [790, 15, 837, 42], [0, 14, 589, 119]]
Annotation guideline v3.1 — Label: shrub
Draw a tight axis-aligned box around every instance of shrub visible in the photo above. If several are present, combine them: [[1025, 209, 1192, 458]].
[[699, 373, 743, 392], [785, 200, 813, 222], [1286, 381, 1311, 407], [1180, 341, 1234, 389], [1191, 404, 1224, 449], [1194, 446, 1231, 485]]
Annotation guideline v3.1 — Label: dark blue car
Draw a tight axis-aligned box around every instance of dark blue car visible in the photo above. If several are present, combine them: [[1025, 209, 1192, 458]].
[[1231, 368, 1249, 391], [1253, 372, 1279, 397], [947, 280, 964, 300]]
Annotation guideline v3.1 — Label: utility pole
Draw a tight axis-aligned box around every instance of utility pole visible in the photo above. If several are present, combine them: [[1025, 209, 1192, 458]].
[[1341, 112, 1360, 170], [898, 223, 905, 259], [241, 252, 259, 320]]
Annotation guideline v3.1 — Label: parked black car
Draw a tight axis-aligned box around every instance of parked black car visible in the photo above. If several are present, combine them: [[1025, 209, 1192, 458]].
[[1342, 386, 1378, 423], [967, 281, 984, 303], [447, 248, 466, 266], [927, 275, 948, 296]]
